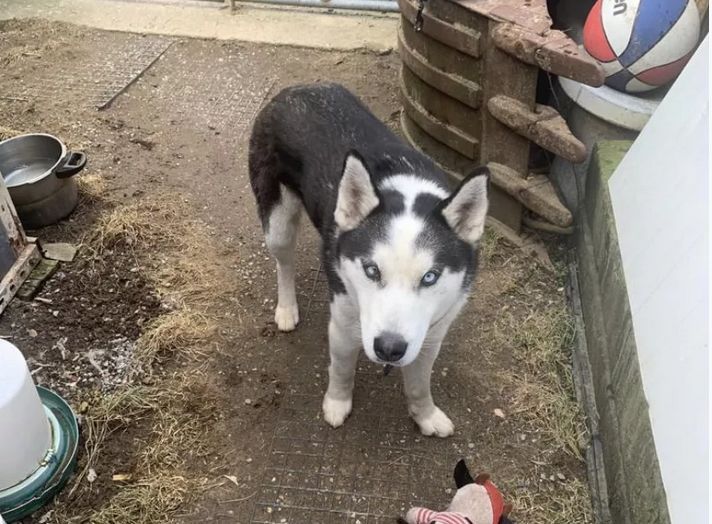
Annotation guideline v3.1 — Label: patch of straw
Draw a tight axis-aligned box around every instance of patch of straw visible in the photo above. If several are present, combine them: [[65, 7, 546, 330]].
[[479, 226, 501, 266], [89, 475, 192, 524], [499, 305, 587, 459], [510, 477, 593, 524], [135, 309, 215, 368], [89, 385, 166, 424], [83, 196, 236, 305], [33, 192, 241, 524], [83, 199, 181, 255], [50, 195, 235, 522], [82, 374, 211, 523], [139, 406, 206, 474], [67, 386, 166, 497], [0, 126, 22, 141], [77, 173, 108, 204]]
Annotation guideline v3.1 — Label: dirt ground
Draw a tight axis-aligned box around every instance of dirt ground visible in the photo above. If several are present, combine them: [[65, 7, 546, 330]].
[[0, 19, 591, 524]]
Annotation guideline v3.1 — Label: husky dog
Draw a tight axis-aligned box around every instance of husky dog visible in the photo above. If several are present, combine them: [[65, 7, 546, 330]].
[[249, 83, 488, 437]]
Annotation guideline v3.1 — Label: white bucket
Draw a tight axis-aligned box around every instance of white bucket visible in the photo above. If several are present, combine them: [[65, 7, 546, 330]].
[[0, 340, 52, 490]]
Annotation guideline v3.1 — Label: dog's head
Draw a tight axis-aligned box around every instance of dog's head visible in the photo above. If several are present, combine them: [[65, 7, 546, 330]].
[[333, 151, 489, 367]]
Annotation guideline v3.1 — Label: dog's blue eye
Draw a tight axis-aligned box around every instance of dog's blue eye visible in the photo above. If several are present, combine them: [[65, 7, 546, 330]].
[[363, 263, 381, 282], [421, 270, 440, 287]]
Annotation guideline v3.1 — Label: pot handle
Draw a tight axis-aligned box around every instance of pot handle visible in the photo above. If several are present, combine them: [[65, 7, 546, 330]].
[[55, 151, 87, 179]]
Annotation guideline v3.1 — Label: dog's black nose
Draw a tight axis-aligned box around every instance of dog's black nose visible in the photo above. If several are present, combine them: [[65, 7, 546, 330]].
[[374, 333, 408, 362]]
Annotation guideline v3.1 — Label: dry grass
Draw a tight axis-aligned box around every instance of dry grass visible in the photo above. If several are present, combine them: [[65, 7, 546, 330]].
[[77, 173, 108, 205], [65, 386, 166, 500], [135, 309, 216, 369], [50, 193, 234, 523], [89, 475, 192, 524], [84, 380, 208, 524], [139, 403, 207, 473], [0, 125, 23, 141], [479, 225, 501, 266], [57, 373, 213, 523], [84, 196, 236, 305], [498, 304, 587, 459], [89, 384, 166, 425], [83, 198, 182, 255], [510, 477, 593, 524], [503, 314, 590, 524]]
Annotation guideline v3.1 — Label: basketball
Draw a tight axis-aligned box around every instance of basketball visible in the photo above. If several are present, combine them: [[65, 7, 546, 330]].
[[583, 0, 701, 93]]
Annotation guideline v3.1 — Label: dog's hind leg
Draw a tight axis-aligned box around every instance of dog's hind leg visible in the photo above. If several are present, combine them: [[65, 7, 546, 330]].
[[249, 116, 303, 332], [264, 185, 303, 331]]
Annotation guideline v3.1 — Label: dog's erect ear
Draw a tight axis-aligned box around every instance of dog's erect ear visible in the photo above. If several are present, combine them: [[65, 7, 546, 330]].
[[440, 167, 489, 246], [453, 459, 475, 488], [334, 151, 379, 231]]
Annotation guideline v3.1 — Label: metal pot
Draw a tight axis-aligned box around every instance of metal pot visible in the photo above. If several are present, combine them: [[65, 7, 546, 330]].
[[0, 134, 87, 229]]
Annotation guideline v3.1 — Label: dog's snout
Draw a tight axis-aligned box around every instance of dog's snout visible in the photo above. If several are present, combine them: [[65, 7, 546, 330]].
[[374, 332, 408, 362]]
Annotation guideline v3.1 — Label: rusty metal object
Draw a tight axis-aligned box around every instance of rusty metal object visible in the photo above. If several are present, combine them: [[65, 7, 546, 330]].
[[400, 111, 473, 173], [0, 177, 28, 258], [401, 66, 481, 148], [0, 243, 41, 313], [400, 75, 480, 159], [398, 0, 482, 58], [488, 162, 573, 227], [398, 0, 594, 236], [488, 95, 587, 163], [454, 0, 556, 34], [400, 112, 524, 232], [523, 214, 574, 235], [400, 20, 483, 89], [398, 26, 482, 109], [492, 24, 605, 87], [0, 178, 40, 314]]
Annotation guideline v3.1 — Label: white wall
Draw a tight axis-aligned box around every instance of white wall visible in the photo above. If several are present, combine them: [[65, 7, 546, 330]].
[[608, 37, 709, 524]]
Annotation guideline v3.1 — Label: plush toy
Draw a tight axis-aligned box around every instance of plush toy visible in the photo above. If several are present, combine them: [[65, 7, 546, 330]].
[[399, 460, 513, 524]]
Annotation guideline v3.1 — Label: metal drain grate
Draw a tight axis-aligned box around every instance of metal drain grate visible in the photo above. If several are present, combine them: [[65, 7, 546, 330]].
[[0, 33, 172, 110], [250, 267, 471, 524], [251, 388, 447, 523], [139, 42, 275, 138]]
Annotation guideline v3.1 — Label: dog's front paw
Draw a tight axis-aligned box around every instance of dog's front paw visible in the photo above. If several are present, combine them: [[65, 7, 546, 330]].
[[412, 406, 454, 438], [274, 303, 299, 332], [322, 394, 352, 428]]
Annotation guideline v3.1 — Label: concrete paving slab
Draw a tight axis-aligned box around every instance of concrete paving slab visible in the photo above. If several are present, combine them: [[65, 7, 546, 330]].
[[0, 0, 398, 51]]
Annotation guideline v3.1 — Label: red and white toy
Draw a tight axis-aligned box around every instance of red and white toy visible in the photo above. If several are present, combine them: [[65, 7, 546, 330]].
[[401, 460, 513, 524]]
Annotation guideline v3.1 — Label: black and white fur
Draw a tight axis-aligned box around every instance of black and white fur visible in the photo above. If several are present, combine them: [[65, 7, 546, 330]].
[[249, 83, 489, 437]]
